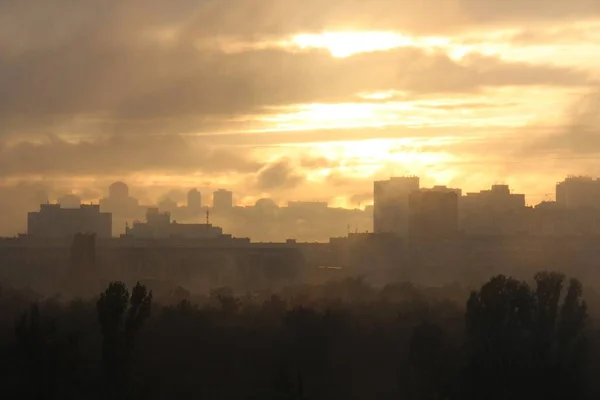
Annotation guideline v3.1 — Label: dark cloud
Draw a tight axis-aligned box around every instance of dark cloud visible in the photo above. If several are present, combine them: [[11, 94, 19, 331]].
[[0, 134, 263, 177], [0, 0, 593, 138], [3, 1, 596, 42], [256, 160, 304, 191], [0, 45, 589, 137]]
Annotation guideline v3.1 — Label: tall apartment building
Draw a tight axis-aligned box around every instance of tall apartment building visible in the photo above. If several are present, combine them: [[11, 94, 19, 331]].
[[556, 176, 600, 209], [373, 177, 420, 238], [409, 190, 459, 240], [213, 189, 233, 210]]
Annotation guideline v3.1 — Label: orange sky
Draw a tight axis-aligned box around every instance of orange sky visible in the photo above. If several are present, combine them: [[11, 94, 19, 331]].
[[1, 1, 600, 233]]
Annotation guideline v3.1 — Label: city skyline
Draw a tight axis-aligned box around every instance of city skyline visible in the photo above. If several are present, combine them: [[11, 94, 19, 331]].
[[2, 1, 600, 236], [18, 174, 600, 210], [11, 174, 600, 242]]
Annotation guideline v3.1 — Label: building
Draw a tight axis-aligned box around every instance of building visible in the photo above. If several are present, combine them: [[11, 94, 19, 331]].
[[556, 176, 600, 209], [157, 197, 178, 214], [373, 177, 420, 237], [420, 185, 462, 197], [187, 189, 202, 215], [27, 204, 112, 239], [99, 181, 141, 227], [409, 190, 459, 240], [100, 182, 140, 212], [461, 184, 527, 235], [462, 184, 525, 213], [127, 207, 223, 239], [329, 232, 404, 272], [213, 189, 233, 210]]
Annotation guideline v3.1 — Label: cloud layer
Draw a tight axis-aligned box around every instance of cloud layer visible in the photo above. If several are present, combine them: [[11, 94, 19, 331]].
[[0, 0, 599, 236]]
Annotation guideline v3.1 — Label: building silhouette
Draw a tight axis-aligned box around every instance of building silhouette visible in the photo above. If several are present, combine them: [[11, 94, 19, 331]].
[[157, 196, 178, 214], [187, 189, 203, 215], [556, 176, 600, 209], [213, 189, 233, 210], [99, 181, 140, 215], [373, 177, 420, 238], [409, 189, 459, 240], [127, 207, 223, 239], [461, 184, 526, 235], [27, 204, 112, 238], [462, 184, 525, 213]]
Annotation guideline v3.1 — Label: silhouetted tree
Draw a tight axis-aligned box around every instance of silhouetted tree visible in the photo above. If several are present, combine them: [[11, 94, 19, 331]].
[[464, 273, 588, 400], [97, 281, 152, 398]]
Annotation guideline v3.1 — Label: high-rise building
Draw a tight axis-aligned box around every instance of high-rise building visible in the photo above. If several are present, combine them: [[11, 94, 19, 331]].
[[373, 177, 420, 237], [409, 190, 459, 240], [556, 176, 600, 209], [99, 181, 139, 215], [187, 189, 202, 214], [213, 189, 233, 210], [27, 204, 112, 238]]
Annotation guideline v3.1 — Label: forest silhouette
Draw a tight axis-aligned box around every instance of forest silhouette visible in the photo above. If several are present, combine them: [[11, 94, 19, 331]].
[[1, 272, 598, 399]]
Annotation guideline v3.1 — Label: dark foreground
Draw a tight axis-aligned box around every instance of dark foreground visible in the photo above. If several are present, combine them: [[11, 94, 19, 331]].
[[1, 271, 599, 400]]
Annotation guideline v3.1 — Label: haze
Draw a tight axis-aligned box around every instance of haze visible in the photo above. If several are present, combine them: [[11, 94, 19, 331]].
[[2, 0, 600, 236]]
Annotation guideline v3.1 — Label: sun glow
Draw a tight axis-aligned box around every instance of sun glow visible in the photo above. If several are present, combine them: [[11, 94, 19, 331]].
[[292, 31, 417, 57]]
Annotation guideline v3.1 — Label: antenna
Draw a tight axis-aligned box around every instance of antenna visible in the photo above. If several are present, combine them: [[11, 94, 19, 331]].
[[206, 209, 210, 225]]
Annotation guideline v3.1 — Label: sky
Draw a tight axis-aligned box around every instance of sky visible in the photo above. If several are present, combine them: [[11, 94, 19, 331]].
[[2, 0, 600, 233]]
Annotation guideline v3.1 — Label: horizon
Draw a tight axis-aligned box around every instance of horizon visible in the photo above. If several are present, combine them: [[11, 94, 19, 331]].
[[2, 1, 600, 235]]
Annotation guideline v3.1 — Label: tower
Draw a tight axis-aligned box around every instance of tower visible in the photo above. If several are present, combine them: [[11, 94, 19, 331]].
[[187, 188, 202, 215], [213, 189, 233, 210], [373, 177, 420, 238]]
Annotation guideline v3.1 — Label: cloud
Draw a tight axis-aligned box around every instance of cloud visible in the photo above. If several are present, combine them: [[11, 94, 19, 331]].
[[0, 45, 589, 138], [0, 0, 594, 138], [256, 160, 305, 191], [300, 156, 337, 169], [349, 192, 373, 206], [522, 90, 600, 155], [0, 0, 598, 236], [0, 134, 263, 178], [2, 1, 598, 47]]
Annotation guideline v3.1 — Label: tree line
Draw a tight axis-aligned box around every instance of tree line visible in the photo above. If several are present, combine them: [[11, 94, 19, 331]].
[[0, 271, 598, 399]]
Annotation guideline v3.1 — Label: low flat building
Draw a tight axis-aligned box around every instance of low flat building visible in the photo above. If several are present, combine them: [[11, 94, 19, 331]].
[[127, 207, 224, 239], [27, 203, 112, 239]]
